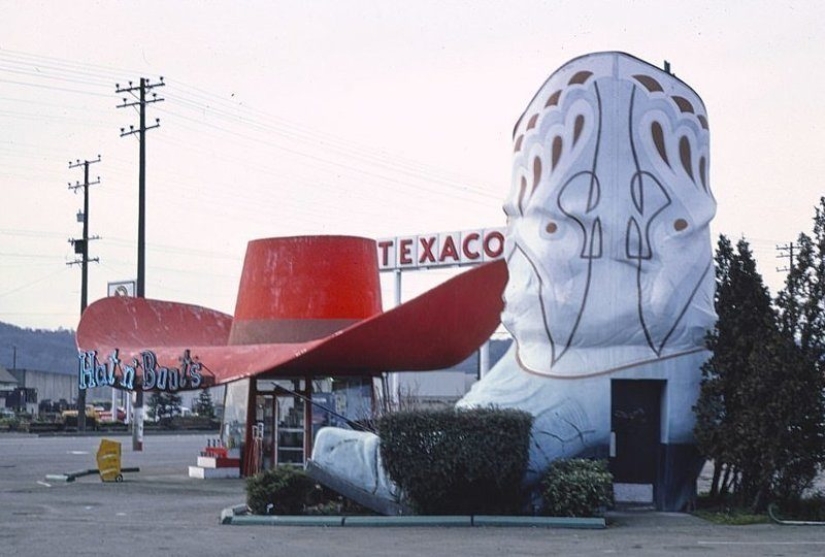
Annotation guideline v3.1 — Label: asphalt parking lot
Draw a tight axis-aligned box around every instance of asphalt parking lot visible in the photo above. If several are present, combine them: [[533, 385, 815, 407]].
[[2, 433, 825, 557]]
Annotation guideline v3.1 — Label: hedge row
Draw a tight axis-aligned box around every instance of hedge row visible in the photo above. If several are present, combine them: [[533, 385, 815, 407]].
[[377, 407, 533, 515]]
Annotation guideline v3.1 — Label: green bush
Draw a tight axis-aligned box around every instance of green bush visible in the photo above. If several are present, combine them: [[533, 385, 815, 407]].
[[246, 466, 319, 515], [540, 459, 613, 517], [377, 407, 533, 515], [0, 417, 18, 428], [772, 493, 825, 522]]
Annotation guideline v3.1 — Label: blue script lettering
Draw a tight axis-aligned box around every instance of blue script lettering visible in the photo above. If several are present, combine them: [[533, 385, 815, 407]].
[[76, 349, 208, 393]]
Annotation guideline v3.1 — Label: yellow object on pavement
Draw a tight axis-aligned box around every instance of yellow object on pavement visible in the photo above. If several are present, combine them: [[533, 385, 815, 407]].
[[96, 438, 123, 482]]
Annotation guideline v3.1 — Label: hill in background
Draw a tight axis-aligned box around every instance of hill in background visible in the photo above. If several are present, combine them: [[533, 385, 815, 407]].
[[0, 322, 77, 375]]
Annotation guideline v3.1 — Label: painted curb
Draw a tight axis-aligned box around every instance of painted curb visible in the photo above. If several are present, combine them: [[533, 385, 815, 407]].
[[344, 515, 473, 527], [473, 515, 606, 529], [231, 515, 346, 527], [220, 505, 607, 528], [768, 504, 825, 526], [220, 504, 251, 525]]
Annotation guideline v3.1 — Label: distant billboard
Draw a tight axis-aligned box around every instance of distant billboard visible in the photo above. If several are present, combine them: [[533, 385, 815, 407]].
[[107, 280, 136, 297]]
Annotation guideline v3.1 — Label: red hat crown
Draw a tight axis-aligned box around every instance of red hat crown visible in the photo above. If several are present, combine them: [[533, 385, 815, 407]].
[[228, 236, 382, 345]]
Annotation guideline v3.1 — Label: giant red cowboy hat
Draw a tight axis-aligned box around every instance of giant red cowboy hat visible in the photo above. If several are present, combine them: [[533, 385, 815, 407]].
[[76, 235, 507, 389]]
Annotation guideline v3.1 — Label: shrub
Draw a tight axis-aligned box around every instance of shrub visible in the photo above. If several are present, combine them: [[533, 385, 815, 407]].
[[377, 407, 533, 515], [246, 466, 319, 515], [540, 459, 613, 517], [772, 493, 825, 522], [0, 417, 18, 428]]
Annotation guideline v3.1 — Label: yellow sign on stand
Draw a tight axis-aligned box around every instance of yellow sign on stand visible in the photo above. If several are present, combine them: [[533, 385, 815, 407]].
[[96, 439, 123, 482]]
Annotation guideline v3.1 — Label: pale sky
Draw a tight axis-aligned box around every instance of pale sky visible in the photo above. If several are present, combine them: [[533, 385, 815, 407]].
[[2, 0, 824, 336]]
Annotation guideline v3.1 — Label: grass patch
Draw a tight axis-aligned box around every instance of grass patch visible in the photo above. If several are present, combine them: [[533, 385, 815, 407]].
[[693, 508, 768, 525], [692, 493, 768, 525], [693, 491, 825, 524]]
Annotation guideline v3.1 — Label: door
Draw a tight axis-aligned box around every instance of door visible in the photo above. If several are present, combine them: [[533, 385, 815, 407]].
[[254, 394, 276, 472], [274, 392, 305, 465], [610, 380, 663, 502]]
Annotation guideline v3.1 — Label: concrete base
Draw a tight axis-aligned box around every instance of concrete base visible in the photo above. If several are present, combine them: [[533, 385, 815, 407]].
[[188, 465, 240, 479], [197, 456, 241, 469], [614, 483, 654, 504]]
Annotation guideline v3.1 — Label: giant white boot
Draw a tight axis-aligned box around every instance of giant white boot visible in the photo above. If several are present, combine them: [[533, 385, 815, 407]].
[[459, 51, 716, 510]]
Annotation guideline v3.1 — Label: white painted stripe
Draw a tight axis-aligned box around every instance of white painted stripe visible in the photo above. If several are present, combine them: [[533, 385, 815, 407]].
[[698, 541, 825, 546]]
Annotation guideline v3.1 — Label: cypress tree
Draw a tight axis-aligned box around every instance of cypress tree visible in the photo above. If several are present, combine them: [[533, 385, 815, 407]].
[[695, 234, 824, 510]]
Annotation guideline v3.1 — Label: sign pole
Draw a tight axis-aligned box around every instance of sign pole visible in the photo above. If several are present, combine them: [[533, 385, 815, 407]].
[[111, 387, 117, 423], [389, 269, 402, 407], [377, 228, 505, 408], [478, 341, 490, 380]]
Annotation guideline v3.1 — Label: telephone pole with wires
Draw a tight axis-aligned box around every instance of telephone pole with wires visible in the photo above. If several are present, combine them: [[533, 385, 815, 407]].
[[68, 155, 101, 432], [116, 77, 164, 299], [116, 76, 164, 452], [776, 242, 796, 273], [776, 242, 800, 331]]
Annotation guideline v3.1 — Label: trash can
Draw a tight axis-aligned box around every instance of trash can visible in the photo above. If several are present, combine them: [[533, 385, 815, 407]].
[[96, 438, 123, 482]]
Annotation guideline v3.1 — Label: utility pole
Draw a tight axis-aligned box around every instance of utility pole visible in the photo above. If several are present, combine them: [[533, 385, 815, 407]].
[[777, 242, 801, 337], [776, 242, 796, 273], [116, 76, 164, 452], [68, 155, 101, 432]]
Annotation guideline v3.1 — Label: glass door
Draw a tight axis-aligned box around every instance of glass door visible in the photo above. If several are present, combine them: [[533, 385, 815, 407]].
[[254, 394, 276, 472], [275, 392, 305, 465]]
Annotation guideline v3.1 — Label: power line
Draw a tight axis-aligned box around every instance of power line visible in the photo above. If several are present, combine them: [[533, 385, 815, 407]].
[[0, 77, 112, 97], [3, 48, 500, 199], [1, 49, 500, 211]]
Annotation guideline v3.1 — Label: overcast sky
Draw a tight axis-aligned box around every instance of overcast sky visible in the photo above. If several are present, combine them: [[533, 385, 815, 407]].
[[2, 0, 824, 339]]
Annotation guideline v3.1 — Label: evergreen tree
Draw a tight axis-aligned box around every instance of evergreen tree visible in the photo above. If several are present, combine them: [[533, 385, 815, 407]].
[[772, 196, 825, 499], [147, 391, 183, 425], [694, 235, 824, 510], [194, 389, 215, 418], [695, 236, 775, 503], [776, 196, 825, 365]]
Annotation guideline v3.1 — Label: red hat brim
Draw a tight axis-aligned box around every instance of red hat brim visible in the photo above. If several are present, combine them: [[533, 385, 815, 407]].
[[76, 260, 507, 388]]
